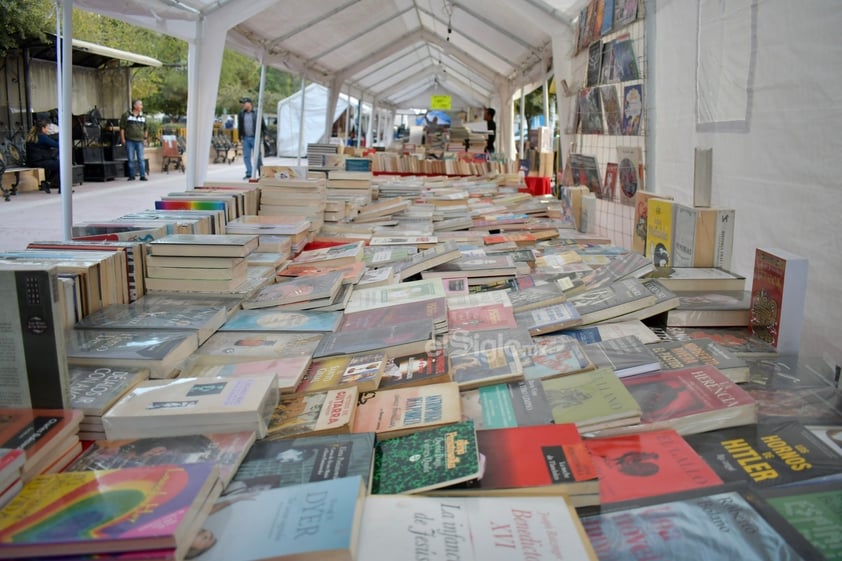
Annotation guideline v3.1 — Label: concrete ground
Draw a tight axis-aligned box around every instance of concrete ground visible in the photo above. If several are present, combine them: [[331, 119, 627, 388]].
[[0, 157, 305, 252]]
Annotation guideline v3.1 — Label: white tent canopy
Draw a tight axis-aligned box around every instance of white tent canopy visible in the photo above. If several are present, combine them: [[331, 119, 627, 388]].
[[70, 0, 578, 187], [276, 83, 351, 158]]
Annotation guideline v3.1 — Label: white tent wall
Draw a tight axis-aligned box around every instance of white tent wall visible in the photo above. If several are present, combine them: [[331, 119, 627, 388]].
[[276, 83, 350, 158], [652, 0, 842, 357]]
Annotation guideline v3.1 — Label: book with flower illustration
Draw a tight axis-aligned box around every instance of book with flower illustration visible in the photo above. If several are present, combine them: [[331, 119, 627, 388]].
[[0, 463, 221, 559]]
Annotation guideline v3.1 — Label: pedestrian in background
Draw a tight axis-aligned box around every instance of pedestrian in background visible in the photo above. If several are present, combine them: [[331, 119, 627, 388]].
[[238, 97, 265, 179], [120, 99, 148, 181]]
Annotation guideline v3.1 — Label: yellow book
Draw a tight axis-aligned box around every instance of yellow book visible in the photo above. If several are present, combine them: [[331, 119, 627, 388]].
[[646, 198, 675, 269]]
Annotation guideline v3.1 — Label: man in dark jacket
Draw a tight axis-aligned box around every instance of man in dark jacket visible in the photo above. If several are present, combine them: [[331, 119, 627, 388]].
[[238, 97, 266, 179]]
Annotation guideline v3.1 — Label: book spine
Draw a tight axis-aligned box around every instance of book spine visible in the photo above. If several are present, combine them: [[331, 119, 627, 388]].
[[713, 209, 735, 270]]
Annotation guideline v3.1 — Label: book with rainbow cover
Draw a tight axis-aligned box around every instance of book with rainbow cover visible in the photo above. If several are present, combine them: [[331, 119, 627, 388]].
[[0, 463, 220, 558]]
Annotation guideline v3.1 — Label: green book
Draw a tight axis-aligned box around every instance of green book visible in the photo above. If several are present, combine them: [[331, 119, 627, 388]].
[[541, 367, 641, 432], [371, 421, 481, 495], [460, 379, 554, 429]]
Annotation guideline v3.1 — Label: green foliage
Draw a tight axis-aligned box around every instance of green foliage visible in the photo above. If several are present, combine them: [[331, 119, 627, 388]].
[[0, 0, 53, 57]]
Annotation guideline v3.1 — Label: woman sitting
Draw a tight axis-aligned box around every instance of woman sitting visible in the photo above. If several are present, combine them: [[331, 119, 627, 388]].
[[25, 120, 61, 193]]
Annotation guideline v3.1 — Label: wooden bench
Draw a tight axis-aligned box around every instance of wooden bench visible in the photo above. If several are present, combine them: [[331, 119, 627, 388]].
[[1, 166, 46, 201]]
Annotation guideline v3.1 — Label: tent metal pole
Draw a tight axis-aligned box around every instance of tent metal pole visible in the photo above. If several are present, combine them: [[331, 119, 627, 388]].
[[296, 75, 306, 167], [519, 86, 526, 159], [253, 56, 267, 178], [58, 0, 73, 239]]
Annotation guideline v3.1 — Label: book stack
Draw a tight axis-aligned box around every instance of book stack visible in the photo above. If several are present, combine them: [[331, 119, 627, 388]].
[[145, 233, 259, 293], [256, 175, 327, 242], [0, 448, 24, 508], [0, 408, 83, 482], [69, 365, 150, 440]]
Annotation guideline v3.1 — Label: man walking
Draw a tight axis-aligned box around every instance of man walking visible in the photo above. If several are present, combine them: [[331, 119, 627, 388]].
[[120, 99, 148, 181], [238, 97, 264, 179]]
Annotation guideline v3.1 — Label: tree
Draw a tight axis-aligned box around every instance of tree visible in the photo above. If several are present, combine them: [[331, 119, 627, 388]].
[[0, 0, 53, 57]]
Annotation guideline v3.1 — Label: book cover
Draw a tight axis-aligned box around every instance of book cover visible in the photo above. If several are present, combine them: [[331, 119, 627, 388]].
[[0, 408, 83, 476], [265, 387, 358, 441], [621, 83, 643, 135], [760, 479, 842, 561], [585, 429, 723, 504], [652, 325, 778, 358], [447, 303, 517, 332], [241, 270, 343, 308], [749, 247, 808, 354], [65, 329, 199, 379], [0, 464, 220, 558], [613, 39, 639, 81], [578, 87, 604, 135], [646, 197, 674, 267], [616, 146, 642, 204], [297, 353, 386, 394], [437, 423, 599, 503], [743, 354, 837, 390], [183, 356, 311, 394], [227, 432, 376, 493], [610, 365, 757, 437], [338, 297, 447, 333], [646, 337, 749, 383], [147, 234, 258, 257], [65, 432, 256, 488], [344, 277, 446, 314], [190, 476, 366, 561], [514, 301, 583, 335], [685, 421, 842, 488], [0, 265, 70, 410], [583, 334, 662, 378], [541, 368, 642, 431], [632, 193, 672, 255], [653, 267, 745, 292], [352, 382, 462, 439], [559, 319, 661, 345], [358, 495, 598, 561], [586, 40, 603, 87], [73, 302, 227, 345], [567, 278, 656, 325], [379, 349, 451, 390], [744, 384, 842, 424], [372, 421, 480, 494], [460, 379, 554, 429], [193, 331, 322, 365], [666, 290, 752, 328], [507, 280, 568, 313], [313, 319, 434, 359], [519, 335, 596, 380], [102, 376, 278, 440], [450, 346, 524, 390], [68, 365, 150, 416], [291, 240, 365, 267], [602, 160, 619, 198], [219, 309, 342, 332], [581, 487, 819, 561]]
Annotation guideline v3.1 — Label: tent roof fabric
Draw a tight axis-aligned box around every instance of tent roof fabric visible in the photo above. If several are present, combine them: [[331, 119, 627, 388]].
[[72, 0, 579, 109]]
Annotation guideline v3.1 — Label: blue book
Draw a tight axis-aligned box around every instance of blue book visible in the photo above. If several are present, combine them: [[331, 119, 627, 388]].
[[193, 476, 366, 561], [220, 309, 343, 332]]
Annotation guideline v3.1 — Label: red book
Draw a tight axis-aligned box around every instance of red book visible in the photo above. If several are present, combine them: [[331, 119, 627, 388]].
[[433, 424, 599, 506], [446, 302, 517, 332], [749, 247, 808, 354], [585, 429, 723, 504], [338, 298, 447, 332]]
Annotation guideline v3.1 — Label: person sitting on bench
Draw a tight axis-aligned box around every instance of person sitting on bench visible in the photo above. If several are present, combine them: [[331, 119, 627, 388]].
[[25, 120, 61, 193]]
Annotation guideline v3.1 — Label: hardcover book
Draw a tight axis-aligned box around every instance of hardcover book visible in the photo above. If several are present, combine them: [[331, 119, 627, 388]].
[[227, 432, 376, 493], [583, 334, 662, 378], [685, 421, 842, 488], [352, 382, 462, 440], [65, 328, 199, 379], [585, 429, 723, 504], [450, 346, 524, 390], [432, 423, 599, 506], [541, 367, 642, 432], [460, 379, 554, 429], [102, 376, 278, 440], [372, 421, 481, 494], [581, 487, 820, 561], [65, 431, 256, 488], [646, 337, 749, 383], [192, 476, 366, 561], [749, 247, 808, 354], [358, 494, 598, 561], [265, 387, 358, 441], [600, 365, 757, 437], [219, 308, 342, 332], [0, 464, 221, 559]]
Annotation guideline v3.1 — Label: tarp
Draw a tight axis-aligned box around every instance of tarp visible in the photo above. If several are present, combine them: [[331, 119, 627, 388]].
[[276, 83, 350, 158]]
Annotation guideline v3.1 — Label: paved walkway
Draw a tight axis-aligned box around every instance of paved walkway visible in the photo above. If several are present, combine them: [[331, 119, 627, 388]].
[[0, 157, 304, 252]]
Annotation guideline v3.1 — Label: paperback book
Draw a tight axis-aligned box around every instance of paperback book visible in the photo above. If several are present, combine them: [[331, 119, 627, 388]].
[[183, 356, 311, 393], [450, 346, 524, 390], [241, 270, 343, 308], [296, 353, 386, 394], [219, 308, 342, 332], [519, 335, 596, 380], [73, 302, 227, 344], [460, 379, 554, 429], [352, 382, 462, 440], [646, 337, 749, 383], [192, 331, 322, 365], [68, 365, 149, 417], [265, 387, 359, 441], [567, 278, 656, 325], [380, 349, 451, 390], [583, 334, 662, 378]]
